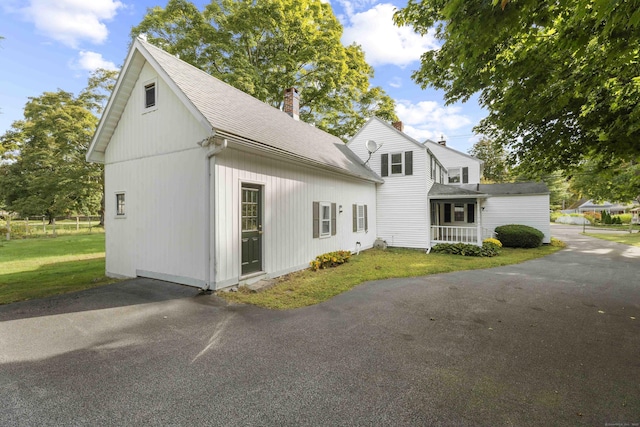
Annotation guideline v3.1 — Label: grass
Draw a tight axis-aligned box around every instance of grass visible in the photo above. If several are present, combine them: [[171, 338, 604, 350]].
[[0, 233, 116, 305], [219, 245, 563, 310], [584, 232, 640, 247]]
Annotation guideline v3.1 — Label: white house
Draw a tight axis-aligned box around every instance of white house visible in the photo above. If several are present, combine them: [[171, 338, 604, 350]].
[[348, 118, 551, 247], [88, 39, 551, 291], [424, 139, 483, 185], [87, 38, 380, 290]]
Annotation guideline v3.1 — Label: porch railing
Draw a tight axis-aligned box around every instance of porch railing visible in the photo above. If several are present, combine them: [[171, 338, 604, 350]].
[[430, 226, 494, 245]]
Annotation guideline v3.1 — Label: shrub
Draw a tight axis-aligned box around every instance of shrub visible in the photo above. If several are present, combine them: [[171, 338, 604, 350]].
[[483, 237, 502, 248], [550, 211, 563, 222], [310, 250, 351, 271], [495, 224, 544, 248], [550, 237, 566, 248], [431, 242, 499, 257], [617, 213, 632, 224], [582, 211, 599, 224]]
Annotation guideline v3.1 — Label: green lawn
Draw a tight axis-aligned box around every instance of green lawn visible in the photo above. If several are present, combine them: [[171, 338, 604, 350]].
[[0, 233, 115, 305], [220, 245, 563, 310], [584, 232, 640, 247]]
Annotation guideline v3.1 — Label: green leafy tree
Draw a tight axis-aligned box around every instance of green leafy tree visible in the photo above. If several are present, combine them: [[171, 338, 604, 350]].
[[569, 156, 640, 204], [394, 1, 640, 175], [0, 69, 118, 222], [132, 0, 397, 139], [468, 137, 511, 183]]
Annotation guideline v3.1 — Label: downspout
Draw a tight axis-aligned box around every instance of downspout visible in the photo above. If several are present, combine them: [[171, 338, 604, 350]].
[[200, 133, 227, 290]]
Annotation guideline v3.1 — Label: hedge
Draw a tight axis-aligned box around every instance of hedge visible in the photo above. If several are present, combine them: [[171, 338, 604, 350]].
[[495, 224, 544, 248]]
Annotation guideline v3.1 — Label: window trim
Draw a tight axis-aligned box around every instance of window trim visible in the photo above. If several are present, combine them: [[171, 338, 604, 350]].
[[320, 202, 332, 238], [448, 167, 461, 184], [115, 192, 126, 218], [143, 78, 158, 113], [454, 203, 465, 222], [390, 152, 403, 175]]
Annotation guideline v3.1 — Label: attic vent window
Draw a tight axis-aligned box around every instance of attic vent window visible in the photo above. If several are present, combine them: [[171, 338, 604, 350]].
[[144, 83, 156, 109]]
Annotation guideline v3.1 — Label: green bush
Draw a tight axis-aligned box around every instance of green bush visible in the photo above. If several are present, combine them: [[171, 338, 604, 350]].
[[310, 250, 352, 271], [550, 211, 563, 222], [617, 213, 632, 224], [431, 242, 499, 257], [495, 224, 544, 248]]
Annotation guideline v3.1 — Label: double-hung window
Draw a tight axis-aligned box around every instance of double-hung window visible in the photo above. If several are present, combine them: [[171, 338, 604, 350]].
[[352, 204, 368, 232], [381, 151, 413, 177], [448, 167, 469, 184], [320, 202, 331, 237], [313, 202, 336, 238], [390, 153, 403, 175]]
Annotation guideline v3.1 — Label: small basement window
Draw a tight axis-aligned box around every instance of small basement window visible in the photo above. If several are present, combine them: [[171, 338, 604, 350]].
[[116, 193, 126, 216]]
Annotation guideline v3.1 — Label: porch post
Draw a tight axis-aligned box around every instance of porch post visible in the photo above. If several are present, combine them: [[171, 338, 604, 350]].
[[476, 199, 482, 246]]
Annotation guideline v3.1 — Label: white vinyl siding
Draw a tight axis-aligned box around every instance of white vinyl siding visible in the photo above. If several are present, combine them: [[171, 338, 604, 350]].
[[213, 148, 377, 288], [426, 141, 482, 185], [347, 118, 431, 249], [104, 148, 206, 283], [481, 195, 551, 243], [107, 63, 205, 163], [103, 63, 210, 283]]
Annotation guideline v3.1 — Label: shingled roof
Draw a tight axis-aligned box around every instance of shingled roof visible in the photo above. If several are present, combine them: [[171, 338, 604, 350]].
[[88, 38, 382, 183]]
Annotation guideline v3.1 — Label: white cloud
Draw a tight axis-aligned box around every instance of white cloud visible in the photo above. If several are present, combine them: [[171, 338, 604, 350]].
[[396, 99, 472, 142], [342, 3, 438, 67], [388, 76, 402, 88], [16, 0, 123, 48], [73, 51, 118, 72]]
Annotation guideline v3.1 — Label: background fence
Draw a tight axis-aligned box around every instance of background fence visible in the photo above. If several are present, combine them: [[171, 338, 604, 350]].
[[0, 216, 102, 240]]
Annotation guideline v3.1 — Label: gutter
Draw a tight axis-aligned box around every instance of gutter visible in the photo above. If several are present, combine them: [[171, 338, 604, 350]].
[[200, 133, 227, 290]]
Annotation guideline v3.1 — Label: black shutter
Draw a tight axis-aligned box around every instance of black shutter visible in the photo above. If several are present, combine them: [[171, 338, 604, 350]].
[[381, 154, 388, 177], [467, 203, 475, 223], [462, 167, 469, 184], [364, 205, 368, 232], [352, 204, 357, 232], [444, 203, 452, 223], [405, 151, 413, 176], [313, 202, 319, 238], [331, 203, 337, 236]]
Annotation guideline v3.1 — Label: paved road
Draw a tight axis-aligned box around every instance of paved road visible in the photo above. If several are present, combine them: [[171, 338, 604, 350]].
[[1, 225, 639, 426]]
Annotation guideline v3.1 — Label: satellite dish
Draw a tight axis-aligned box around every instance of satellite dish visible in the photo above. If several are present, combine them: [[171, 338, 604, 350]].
[[364, 140, 382, 165], [366, 139, 379, 154]]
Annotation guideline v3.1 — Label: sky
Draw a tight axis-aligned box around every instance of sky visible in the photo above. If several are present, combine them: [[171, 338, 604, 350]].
[[0, 0, 486, 154]]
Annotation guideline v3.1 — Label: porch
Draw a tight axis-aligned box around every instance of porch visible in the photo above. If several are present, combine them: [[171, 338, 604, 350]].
[[430, 225, 494, 245], [428, 183, 489, 247]]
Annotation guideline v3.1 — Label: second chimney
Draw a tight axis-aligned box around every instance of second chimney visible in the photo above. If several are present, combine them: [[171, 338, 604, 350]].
[[392, 121, 404, 132], [284, 87, 300, 121]]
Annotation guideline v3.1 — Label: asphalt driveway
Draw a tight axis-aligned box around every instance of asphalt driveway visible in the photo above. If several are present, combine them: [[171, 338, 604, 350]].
[[1, 224, 639, 426]]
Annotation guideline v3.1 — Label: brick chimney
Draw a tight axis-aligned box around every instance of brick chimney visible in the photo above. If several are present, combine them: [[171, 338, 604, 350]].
[[392, 121, 404, 132], [283, 87, 299, 121]]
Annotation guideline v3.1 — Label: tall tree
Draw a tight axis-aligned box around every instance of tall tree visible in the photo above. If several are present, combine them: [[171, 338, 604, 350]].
[[132, 0, 397, 139], [0, 69, 118, 222], [569, 157, 640, 203], [394, 1, 640, 175], [468, 138, 511, 183]]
